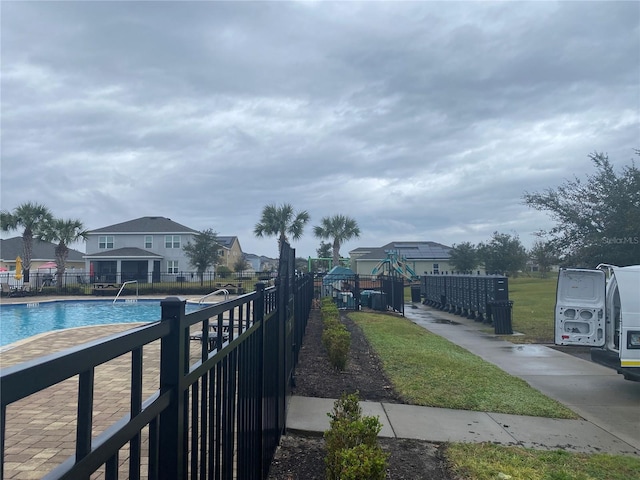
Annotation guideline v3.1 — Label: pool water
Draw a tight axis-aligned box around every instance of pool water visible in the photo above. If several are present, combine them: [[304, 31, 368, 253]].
[[0, 300, 205, 347]]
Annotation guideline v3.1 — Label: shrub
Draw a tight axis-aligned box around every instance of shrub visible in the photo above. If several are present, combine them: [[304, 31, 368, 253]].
[[217, 266, 232, 278], [324, 393, 388, 480], [323, 326, 350, 371], [320, 299, 351, 370], [332, 444, 387, 480]]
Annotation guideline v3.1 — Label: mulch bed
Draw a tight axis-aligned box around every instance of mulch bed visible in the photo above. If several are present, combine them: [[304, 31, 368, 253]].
[[267, 308, 455, 480]]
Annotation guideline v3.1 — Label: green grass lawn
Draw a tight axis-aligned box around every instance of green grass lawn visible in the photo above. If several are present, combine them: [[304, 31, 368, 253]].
[[349, 311, 576, 418], [446, 443, 640, 480], [508, 275, 558, 344], [348, 309, 640, 479]]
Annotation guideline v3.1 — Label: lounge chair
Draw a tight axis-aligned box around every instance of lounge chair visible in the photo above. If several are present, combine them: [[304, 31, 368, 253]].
[[1, 283, 12, 297]]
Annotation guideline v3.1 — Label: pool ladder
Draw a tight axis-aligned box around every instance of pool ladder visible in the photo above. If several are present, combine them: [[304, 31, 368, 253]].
[[113, 280, 139, 304], [197, 289, 230, 305]]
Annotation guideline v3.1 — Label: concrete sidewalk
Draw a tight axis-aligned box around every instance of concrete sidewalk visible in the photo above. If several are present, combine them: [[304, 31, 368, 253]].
[[285, 302, 640, 457], [286, 396, 638, 456]]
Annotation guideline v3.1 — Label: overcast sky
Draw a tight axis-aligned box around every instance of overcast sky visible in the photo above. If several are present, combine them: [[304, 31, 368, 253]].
[[1, 1, 638, 259]]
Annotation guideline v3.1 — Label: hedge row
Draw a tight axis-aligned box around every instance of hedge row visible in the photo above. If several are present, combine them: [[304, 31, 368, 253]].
[[321, 297, 351, 371]]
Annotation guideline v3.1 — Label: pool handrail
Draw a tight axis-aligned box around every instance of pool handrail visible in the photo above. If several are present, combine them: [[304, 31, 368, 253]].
[[197, 288, 229, 304], [113, 280, 139, 304]]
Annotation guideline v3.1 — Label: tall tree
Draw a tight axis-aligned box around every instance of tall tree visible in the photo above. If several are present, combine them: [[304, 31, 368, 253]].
[[0, 202, 53, 282], [39, 218, 88, 286], [233, 254, 249, 275], [313, 214, 360, 267], [183, 229, 220, 285], [254, 203, 310, 256], [529, 239, 558, 278], [478, 232, 528, 276], [316, 241, 332, 259], [523, 151, 640, 267], [448, 241, 479, 273]]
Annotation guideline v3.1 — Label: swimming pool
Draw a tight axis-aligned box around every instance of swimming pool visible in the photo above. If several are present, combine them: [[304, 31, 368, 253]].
[[0, 300, 206, 348]]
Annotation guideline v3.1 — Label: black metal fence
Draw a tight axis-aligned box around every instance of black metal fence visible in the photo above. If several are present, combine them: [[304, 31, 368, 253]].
[[317, 273, 405, 314], [421, 273, 510, 324], [20, 271, 277, 297], [0, 243, 312, 479]]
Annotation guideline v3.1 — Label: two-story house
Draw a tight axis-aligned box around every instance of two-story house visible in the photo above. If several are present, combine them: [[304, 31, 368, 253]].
[[84, 217, 246, 283], [349, 241, 457, 277], [216, 236, 244, 270], [84, 217, 190, 283]]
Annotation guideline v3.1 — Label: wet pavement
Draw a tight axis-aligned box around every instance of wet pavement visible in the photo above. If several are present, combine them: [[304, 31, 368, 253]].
[[402, 302, 640, 451]]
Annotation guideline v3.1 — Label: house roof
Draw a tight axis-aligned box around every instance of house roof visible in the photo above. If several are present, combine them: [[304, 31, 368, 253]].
[[88, 217, 197, 234], [355, 241, 452, 261], [84, 247, 163, 259], [217, 236, 239, 249], [0, 237, 84, 262]]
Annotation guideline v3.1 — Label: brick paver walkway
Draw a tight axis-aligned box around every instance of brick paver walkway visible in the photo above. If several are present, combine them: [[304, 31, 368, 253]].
[[1, 295, 213, 479]]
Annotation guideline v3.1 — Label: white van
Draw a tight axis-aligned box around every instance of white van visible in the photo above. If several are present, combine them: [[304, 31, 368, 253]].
[[555, 264, 640, 381]]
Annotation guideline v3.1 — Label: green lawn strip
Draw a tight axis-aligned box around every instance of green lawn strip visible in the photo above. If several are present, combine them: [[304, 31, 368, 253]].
[[349, 311, 577, 419], [508, 276, 558, 344], [446, 443, 640, 480]]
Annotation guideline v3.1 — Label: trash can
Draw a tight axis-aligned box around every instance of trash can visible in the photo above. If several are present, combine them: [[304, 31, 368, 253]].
[[360, 290, 374, 309], [491, 300, 513, 335], [371, 292, 387, 311], [410, 285, 421, 303]]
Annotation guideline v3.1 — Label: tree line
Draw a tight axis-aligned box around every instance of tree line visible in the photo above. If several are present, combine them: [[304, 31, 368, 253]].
[[3, 150, 637, 284], [449, 151, 639, 275]]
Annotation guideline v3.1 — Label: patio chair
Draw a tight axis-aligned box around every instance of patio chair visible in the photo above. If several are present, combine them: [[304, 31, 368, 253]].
[[190, 326, 230, 351], [1, 282, 12, 297]]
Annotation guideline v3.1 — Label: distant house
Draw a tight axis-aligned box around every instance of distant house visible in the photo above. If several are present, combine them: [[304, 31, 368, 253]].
[[84, 216, 245, 283], [216, 236, 244, 270], [0, 237, 84, 272], [350, 241, 456, 276]]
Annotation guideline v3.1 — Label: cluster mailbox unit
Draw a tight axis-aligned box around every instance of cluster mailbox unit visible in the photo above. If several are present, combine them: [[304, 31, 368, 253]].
[[421, 274, 511, 331]]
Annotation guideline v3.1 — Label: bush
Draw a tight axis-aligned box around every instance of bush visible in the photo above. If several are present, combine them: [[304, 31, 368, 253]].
[[323, 326, 350, 371], [216, 266, 232, 278], [320, 299, 350, 370], [324, 393, 388, 480]]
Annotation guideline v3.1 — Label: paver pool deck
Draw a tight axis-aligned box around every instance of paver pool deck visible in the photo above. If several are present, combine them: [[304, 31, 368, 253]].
[[1, 295, 208, 479]]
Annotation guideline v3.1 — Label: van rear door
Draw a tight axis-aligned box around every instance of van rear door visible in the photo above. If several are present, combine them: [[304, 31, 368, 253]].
[[555, 268, 606, 347]]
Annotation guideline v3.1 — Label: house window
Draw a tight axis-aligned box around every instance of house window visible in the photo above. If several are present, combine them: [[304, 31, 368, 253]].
[[99, 236, 114, 249], [144, 236, 153, 249], [168, 260, 178, 274], [433, 263, 440, 275], [165, 235, 181, 248], [218, 249, 225, 257]]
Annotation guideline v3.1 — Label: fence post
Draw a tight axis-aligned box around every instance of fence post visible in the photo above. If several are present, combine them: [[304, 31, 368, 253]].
[[158, 296, 187, 480]]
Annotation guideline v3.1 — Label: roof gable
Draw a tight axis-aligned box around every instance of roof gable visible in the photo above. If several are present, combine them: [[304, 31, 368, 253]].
[[88, 217, 197, 234], [217, 236, 239, 249]]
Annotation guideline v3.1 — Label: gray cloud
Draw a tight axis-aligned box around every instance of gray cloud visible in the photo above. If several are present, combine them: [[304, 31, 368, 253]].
[[1, 1, 638, 258]]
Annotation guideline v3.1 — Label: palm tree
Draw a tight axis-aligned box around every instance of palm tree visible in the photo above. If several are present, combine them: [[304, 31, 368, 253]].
[[254, 203, 310, 255], [0, 202, 53, 282], [313, 214, 360, 268], [39, 218, 88, 286]]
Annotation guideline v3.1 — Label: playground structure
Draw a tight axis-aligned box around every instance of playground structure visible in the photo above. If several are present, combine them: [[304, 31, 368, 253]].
[[371, 250, 417, 281]]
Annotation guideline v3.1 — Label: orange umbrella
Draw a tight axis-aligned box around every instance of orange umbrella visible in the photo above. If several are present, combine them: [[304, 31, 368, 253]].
[[15, 256, 23, 281]]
